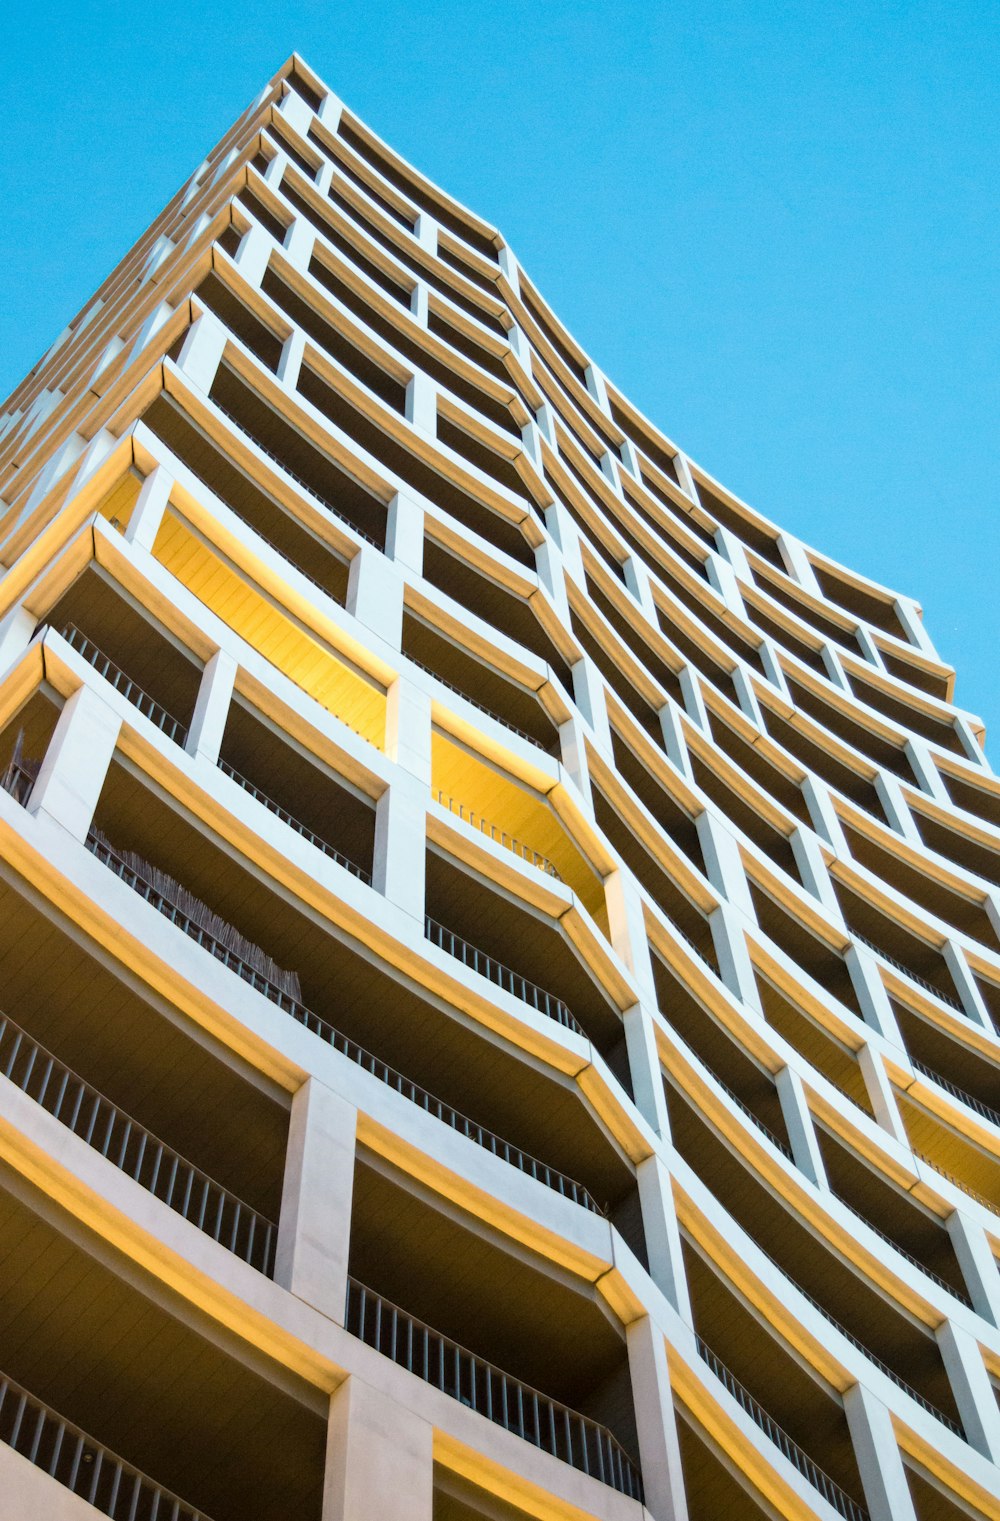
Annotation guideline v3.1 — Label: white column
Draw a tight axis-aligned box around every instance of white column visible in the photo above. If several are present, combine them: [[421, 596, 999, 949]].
[[323, 1377, 433, 1521], [941, 941, 993, 1029], [625, 1315, 689, 1521], [571, 654, 613, 755], [697, 810, 754, 917], [405, 372, 437, 441], [176, 310, 228, 394], [947, 1211, 1000, 1327], [843, 1382, 918, 1521], [385, 490, 424, 574], [623, 1002, 671, 1137], [708, 903, 763, 1014], [936, 1320, 1000, 1463], [372, 769, 426, 925], [347, 547, 404, 650], [185, 648, 237, 765], [0, 605, 37, 677], [275, 1077, 357, 1324], [276, 327, 306, 389], [124, 465, 174, 553], [636, 1154, 692, 1320], [856, 1042, 910, 1147], [775, 1065, 827, 1187], [28, 683, 121, 842], [606, 869, 657, 1005]]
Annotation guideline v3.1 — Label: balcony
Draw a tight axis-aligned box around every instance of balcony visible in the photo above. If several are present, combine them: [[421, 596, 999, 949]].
[[349, 1156, 642, 1488], [84, 764, 636, 1229], [0, 1181, 326, 1521], [345, 1279, 641, 1500], [141, 390, 352, 607]]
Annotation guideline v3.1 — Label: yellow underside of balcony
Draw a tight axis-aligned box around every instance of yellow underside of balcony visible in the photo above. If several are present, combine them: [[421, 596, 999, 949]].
[[153, 512, 386, 748]]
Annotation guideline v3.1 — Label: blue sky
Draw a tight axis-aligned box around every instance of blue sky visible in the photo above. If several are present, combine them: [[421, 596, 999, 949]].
[[1, 1, 996, 749]]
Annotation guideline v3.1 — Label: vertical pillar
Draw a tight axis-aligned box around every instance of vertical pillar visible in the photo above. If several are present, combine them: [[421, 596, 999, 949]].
[[323, 1377, 433, 1521], [406, 372, 437, 441], [176, 310, 228, 394], [625, 1315, 689, 1521], [843, 1383, 918, 1521], [375, 678, 430, 925], [124, 465, 173, 553], [636, 1155, 692, 1320], [947, 1210, 1000, 1327], [386, 491, 424, 575], [28, 682, 121, 842], [775, 1065, 828, 1187], [276, 1077, 357, 1324], [936, 1320, 1000, 1463], [347, 547, 404, 650], [0, 605, 37, 677], [185, 648, 237, 765]]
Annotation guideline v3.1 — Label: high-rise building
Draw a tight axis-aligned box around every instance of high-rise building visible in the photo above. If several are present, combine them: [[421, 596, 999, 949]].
[[0, 51, 996, 1521]]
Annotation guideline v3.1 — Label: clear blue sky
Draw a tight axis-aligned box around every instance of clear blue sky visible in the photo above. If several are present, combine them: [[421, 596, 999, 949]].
[[2, 2, 996, 749]]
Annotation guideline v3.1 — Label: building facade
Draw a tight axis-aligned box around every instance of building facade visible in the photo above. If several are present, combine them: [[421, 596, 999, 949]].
[[0, 52, 997, 1521]]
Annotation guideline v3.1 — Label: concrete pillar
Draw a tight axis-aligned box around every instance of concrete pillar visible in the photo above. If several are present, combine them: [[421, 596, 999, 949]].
[[277, 327, 306, 389], [875, 773, 922, 843], [176, 310, 228, 395], [29, 682, 121, 842], [625, 1315, 689, 1521], [406, 372, 437, 441], [571, 654, 613, 755], [843, 1382, 918, 1521], [659, 703, 694, 784], [947, 1210, 1000, 1327], [936, 1320, 1000, 1463], [904, 737, 951, 805], [801, 775, 849, 854], [606, 870, 658, 1007], [708, 903, 763, 1015], [775, 1065, 827, 1187], [185, 648, 237, 765], [372, 769, 426, 925], [323, 1377, 433, 1521], [384, 674, 432, 786], [697, 810, 754, 918], [941, 941, 993, 1030], [347, 546, 404, 650], [622, 1003, 670, 1136], [284, 215, 315, 272], [636, 1154, 692, 1319], [124, 465, 174, 553], [0, 605, 37, 677], [276, 1077, 357, 1324], [386, 491, 424, 575], [678, 666, 709, 731], [856, 1042, 910, 1148], [845, 945, 906, 1047]]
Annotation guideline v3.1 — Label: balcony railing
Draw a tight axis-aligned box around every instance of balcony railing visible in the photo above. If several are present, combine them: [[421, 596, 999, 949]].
[[851, 930, 963, 1012], [0, 1370, 212, 1520], [85, 832, 598, 1213], [0, 754, 36, 807], [914, 1151, 996, 1214], [218, 757, 372, 882], [407, 653, 554, 752], [59, 623, 190, 746], [694, 1061, 794, 1161], [425, 915, 582, 1035], [695, 1338, 869, 1521], [434, 788, 561, 879], [912, 1058, 1000, 1131], [345, 1278, 642, 1501], [0, 1010, 276, 1276], [210, 396, 382, 548], [832, 1192, 972, 1307]]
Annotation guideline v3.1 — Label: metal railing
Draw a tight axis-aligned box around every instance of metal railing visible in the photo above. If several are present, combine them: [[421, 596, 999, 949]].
[[0, 1370, 212, 1520], [345, 1278, 642, 1501], [912, 1058, 1000, 1130], [434, 788, 561, 879], [914, 1152, 997, 1213], [407, 653, 555, 753], [833, 1192, 972, 1306], [751, 1238, 963, 1436], [210, 396, 383, 548], [425, 916, 582, 1035], [851, 930, 963, 1012], [60, 624, 189, 746], [218, 758, 372, 883], [85, 832, 598, 1214], [695, 1338, 869, 1521], [0, 757, 36, 807], [696, 1062, 794, 1160], [0, 1010, 276, 1276]]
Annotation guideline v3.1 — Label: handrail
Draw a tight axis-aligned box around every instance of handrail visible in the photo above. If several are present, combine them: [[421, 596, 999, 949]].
[[433, 788, 561, 879], [851, 930, 963, 1012], [751, 1237, 963, 1436], [696, 1062, 794, 1160], [218, 758, 372, 883], [0, 1010, 276, 1276], [0, 757, 36, 807], [833, 1192, 972, 1306], [695, 1338, 869, 1521], [209, 396, 383, 548], [406, 653, 555, 752], [911, 1058, 1000, 1130], [59, 624, 189, 746], [0, 1369, 212, 1520], [425, 915, 582, 1035], [85, 832, 599, 1213], [913, 1151, 997, 1213], [345, 1278, 642, 1500]]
